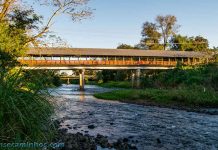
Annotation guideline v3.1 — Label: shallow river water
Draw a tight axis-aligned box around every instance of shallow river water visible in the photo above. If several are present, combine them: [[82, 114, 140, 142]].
[[51, 84, 218, 150]]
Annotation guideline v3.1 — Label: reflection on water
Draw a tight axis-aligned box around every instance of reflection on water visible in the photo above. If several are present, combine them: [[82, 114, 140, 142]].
[[50, 84, 218, 150]]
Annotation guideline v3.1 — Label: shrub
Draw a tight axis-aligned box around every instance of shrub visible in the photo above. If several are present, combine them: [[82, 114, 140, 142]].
[[0, 67, 55, 143]]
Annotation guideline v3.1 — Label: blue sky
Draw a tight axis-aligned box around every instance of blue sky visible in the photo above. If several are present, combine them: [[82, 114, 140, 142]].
[[33, 0, 218, 48]]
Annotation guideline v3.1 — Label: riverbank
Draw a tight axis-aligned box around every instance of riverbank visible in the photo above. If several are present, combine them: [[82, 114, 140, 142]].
[[97, 81, 132, 89], [94, 88, 218, 115]]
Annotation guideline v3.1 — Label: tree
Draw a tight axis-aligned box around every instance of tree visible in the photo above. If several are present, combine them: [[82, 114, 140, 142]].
[[170, 35, 209, 51], [170, 35, 193, 51], [156, 15, 179, 50], [0, 22, 28, 56], [117, 44, 138, 49], [0, 0, 92, 45], [141, 22, 162, 50], [193, 36, 209, 51]]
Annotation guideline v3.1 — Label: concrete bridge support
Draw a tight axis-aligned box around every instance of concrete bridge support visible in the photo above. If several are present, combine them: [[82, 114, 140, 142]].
[[136, 69, 141, 88], [67, 78, 70, 85], [79, 69, 85, 91], [131, 69, 141, 88], [131, 72, 135, 88]]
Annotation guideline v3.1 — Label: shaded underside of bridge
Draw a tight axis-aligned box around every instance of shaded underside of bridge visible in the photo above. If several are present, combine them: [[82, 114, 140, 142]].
[[20, 47, 210, 70]]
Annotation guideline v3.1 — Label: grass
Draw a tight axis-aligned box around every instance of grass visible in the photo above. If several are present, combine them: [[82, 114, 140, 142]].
[[97, 81, 132, 89], [0, 69, 55, 146], [94, 64, 218, 108], [94, 87, 218, 108]]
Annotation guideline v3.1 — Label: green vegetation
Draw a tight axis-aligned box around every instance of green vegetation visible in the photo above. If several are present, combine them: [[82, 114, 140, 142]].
[[0, 69, 55, 143], [140, 64, 218, 90], [171, 35, 209, 51], [95, 64, 218, 108], [0, 0, 92, 144], [98, 81, 132, 89], [94, 87, 218, 107], [24, 70, 62, 88], [0, 52, 56, 145]]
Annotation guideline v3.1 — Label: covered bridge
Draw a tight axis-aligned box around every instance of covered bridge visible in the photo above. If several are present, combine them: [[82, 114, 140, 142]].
[[20, 47, 210, 67]]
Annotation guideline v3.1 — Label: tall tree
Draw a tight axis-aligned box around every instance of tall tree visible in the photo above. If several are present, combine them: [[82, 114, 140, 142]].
[[156, 15, 179, 50], [141, 22, 162, 50]]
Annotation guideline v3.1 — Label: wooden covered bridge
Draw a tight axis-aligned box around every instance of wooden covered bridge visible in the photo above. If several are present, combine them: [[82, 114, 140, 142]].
[[19, 47, 210, 90]]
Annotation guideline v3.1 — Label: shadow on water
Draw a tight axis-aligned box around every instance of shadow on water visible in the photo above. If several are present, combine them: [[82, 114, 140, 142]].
[[50, 84, 218, 150]]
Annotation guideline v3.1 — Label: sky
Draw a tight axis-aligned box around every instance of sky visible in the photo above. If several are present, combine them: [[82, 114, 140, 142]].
[[33, 0, 218, 48]]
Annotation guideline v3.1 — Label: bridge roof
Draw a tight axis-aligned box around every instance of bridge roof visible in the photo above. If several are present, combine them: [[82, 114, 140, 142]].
[[27, 48, 210, 58]]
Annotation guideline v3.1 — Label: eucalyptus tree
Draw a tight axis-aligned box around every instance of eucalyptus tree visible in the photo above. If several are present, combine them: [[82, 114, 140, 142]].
[[156, 15, 179, 50], [141, 15, 179, 50]]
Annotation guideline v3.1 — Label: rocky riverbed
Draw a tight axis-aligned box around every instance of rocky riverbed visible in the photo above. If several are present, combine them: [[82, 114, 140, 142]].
[[53, 120, 137, 150], [50, 85, 218, 150]]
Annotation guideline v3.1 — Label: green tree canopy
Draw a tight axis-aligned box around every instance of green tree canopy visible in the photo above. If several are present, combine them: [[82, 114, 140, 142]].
[[117, 44, 139, 49], [141, 22, 163, 50], [170, 35, 209, 51], [0, 23, 28, 56]]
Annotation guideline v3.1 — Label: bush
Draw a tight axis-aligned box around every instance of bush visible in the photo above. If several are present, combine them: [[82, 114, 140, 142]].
[[0, 68, 55, 144], [141, 64, 218, 90]]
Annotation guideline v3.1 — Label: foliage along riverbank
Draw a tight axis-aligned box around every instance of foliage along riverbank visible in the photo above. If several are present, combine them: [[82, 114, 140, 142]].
[[0, 73, 54, 145], [0, 53, 61, 147], [94, 63, 218, 112]]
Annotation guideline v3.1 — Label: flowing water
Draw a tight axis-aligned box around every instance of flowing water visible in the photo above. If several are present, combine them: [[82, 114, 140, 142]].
[[50, 84, 218, 150]]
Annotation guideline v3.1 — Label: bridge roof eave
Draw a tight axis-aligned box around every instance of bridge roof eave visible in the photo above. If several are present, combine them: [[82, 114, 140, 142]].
[[26, 47, 211, 58]]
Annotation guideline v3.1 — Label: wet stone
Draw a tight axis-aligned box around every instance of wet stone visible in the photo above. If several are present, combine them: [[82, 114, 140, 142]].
[[88, 124, 95, 129], [157, 138, 161, 144], [128, 136, 134, 139], [58, 128, 68, 134], [54, 130, 138, 150]]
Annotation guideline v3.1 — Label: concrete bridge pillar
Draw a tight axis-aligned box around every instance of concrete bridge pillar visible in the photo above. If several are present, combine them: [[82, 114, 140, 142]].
[[136, 69, 141, 88], [79, 69, 85, 91], [131, 72, 135, 88], [131, 69, 141, 88], [67, 78, 70, 85]]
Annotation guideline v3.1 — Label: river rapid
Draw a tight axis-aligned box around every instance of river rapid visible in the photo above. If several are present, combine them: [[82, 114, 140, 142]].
[[50, 84, 218, 150]]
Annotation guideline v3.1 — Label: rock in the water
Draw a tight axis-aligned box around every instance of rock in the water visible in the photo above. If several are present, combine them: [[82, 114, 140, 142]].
[[123, 138, 129, 143], [95, 134, 109, 148], [157, 138, 161, 144], [88, 125, 95, 129], [53, 129, 138, 150], [128, 136, 134, 139], [58, 128, 68, 134]]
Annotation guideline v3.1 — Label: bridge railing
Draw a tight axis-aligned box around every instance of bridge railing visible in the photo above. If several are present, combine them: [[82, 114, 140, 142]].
[[19, 59, 201, 67]]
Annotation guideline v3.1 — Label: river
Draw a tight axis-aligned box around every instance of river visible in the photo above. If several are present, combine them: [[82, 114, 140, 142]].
[[50, 84, 218, 150]]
